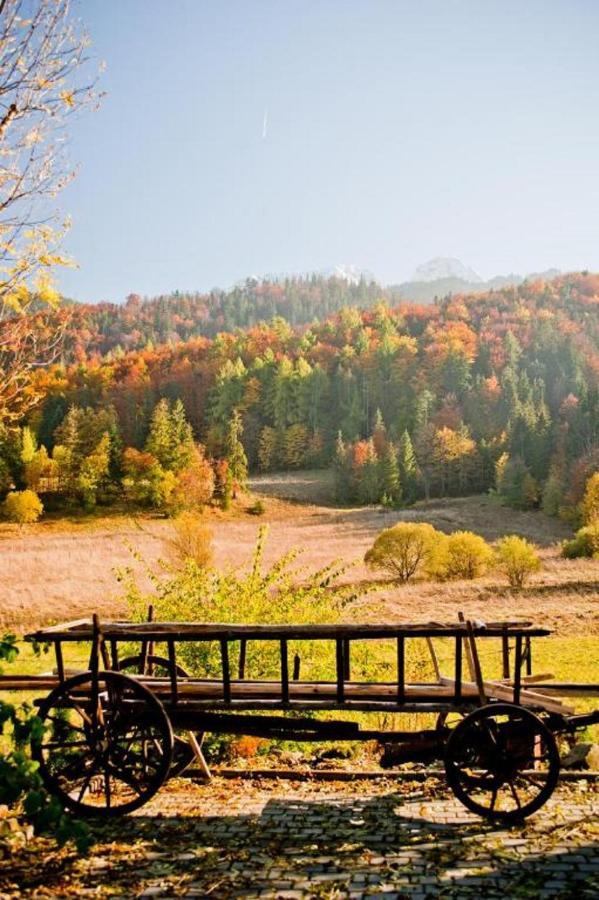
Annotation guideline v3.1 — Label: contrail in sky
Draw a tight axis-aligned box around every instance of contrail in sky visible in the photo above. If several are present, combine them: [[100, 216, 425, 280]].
[[262, 107, 268, 140]]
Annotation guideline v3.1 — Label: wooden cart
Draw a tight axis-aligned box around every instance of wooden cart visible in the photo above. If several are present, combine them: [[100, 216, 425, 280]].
[[2, 614, 598, 823]]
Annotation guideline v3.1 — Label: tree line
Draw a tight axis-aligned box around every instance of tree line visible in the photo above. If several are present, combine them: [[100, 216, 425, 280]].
[[1, 272, 598, 522]]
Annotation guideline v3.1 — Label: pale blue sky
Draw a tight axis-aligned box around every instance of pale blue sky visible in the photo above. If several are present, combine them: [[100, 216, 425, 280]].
[[58, 0, 599, 302]]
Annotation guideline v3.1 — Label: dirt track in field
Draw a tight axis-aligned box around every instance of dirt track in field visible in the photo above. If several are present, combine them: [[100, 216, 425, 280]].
[[0, 473, 597, 636]]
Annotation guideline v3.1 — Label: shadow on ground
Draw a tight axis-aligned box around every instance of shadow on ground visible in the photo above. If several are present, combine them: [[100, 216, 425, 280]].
[[3, 782, 597, 897]]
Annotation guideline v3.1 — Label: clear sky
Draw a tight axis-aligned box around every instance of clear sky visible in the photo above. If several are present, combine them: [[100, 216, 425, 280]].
[[58, 0, 599, 302]]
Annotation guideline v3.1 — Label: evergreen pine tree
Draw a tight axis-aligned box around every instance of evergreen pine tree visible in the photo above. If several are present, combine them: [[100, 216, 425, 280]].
[[145, 398, 174, 470], [381, 442, 402, 506], [225, 410, 248, 497], [170, 398, 194, 471], [372, 408, 387, 458], [397, 429, 418, 502], [333, 431, 351, 503]]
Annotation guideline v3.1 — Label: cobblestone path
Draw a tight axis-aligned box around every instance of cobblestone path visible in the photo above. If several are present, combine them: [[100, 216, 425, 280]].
[[4, 777, 598, 898]]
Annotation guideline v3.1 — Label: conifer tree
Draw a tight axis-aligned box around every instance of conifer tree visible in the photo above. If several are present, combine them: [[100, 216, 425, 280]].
[[170, 399, 195, 471], [381, 443, 402, 506], [333, 431, 351, 503], [145, 398, 194, 472], [225, 410, 248, 497], [145, 399, 173, 470], [397, 430, 418, 503], [258, 426, 277, 472], [372, 408, 387, 458]]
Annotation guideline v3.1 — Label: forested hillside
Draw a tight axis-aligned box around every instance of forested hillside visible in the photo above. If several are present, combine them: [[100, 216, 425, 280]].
[[1, 273, 598, 519], [49, 276, 385, 359]]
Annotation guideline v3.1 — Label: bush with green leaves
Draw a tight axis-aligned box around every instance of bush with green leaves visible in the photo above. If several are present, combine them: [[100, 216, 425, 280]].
[[433, 531, 494, 580], [0, 636, 90, 851], [119, 524, 365, 682], [495, 535, 541, 588], [562, 523, 599, 559]]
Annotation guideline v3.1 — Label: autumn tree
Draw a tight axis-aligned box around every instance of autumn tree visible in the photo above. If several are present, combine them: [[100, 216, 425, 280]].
[[121, 447, 175, 509], [77, 432, 110, 509], [168, 444, 215, 514], [580, 472, 599, 525], [0, 0, 98, 424]]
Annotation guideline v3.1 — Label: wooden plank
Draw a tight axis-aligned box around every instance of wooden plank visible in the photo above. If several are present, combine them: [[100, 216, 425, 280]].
[[397, 636, 405, 703], [525, 635, 532, 676], [439, 676, 575, 715], [133, 678, 481, 701], [238, 639, 247, 680], [514, 634, 523, 705], [343, 638, 351, 680], [292, 653, 301, 680], [221, 639, 231, 704], [454, 635, 462, 702], [426, 637, 441, 682], [502, 629, 510, 679], [25, 620, 553, 642], [524, 683, 599, 697], [280, 639, 289, 705], [109, 639, 119, 671], [167, 699, 459, 713], [458, 613, 476, 683], [167, 640, 178, 705], [0, 675, 61, 690], [336, 640, 345, 703], [54, 640, 65, 683], [465, 618, 486, 704]]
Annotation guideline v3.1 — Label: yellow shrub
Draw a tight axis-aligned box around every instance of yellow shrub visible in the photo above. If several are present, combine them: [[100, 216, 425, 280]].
[[434, 531, 493, 580], [495, 535, 541, 588], [2, 489, 43, 527], [364, 522, 440, 583], [168, 511, 214, 568]]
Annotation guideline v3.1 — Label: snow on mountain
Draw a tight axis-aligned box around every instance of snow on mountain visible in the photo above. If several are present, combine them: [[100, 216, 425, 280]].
[[411, 257, 483, 284], [317, 264, 378, 284]]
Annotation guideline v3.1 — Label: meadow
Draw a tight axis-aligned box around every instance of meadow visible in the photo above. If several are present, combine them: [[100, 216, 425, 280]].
[[1, 473, 597, 746]]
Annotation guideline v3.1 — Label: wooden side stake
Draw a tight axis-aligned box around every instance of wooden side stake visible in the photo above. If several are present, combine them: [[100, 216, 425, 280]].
[[187, 731, 211, 780]]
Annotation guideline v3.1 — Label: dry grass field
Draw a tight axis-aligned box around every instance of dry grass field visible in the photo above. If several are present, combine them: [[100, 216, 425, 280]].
[[0, 471, 596, 640]]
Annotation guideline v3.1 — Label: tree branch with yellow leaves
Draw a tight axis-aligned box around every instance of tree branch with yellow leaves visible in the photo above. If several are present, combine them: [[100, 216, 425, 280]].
[[0, 0, 101, 424]]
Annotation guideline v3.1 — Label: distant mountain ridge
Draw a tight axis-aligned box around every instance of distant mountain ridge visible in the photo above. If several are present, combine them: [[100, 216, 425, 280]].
[[411, 257, 483, 284], [392, 258, 562, 303]]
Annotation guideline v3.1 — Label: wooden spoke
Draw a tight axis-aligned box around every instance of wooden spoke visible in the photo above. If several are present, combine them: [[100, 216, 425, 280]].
[[508, 781, 522, 810], [117, 655, 198, 780], [76, 761, 101, 804]]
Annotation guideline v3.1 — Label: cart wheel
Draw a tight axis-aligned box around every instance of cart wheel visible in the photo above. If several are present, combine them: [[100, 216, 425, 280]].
[[117, 655, 197, 778], [444, 703, 560, 822], [33, 671, 173, 817]]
